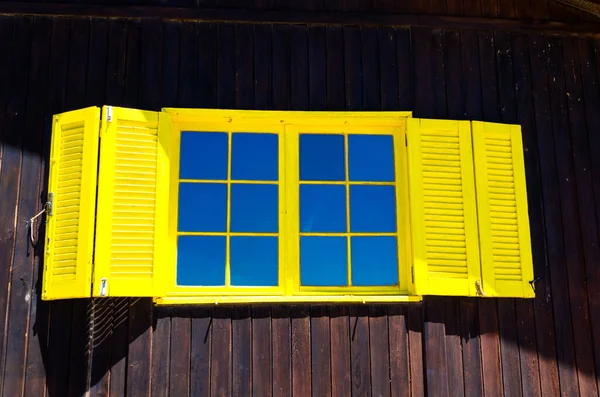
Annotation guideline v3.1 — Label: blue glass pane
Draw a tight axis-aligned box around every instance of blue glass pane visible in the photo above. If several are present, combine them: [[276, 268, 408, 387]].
[[348, 134, 395, 182], [179, 131, 228, 180], [300, 237, 347, 286], [230, 184, 278, 232], [300, 184, 346, 233], [230, 236, 278, 286], [177, 236, 226, 286], [231, 133, 278, 181], [351, 237, 398, 286], [350, 185, 397, 233], [299, 134, 345, 181], [178, 183, 227, 232]]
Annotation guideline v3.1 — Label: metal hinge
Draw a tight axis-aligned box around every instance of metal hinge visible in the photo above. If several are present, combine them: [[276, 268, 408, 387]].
[[475, 280, 486, 296], [99, 278, 108, 297], [46, 192, 54, 216], [105, 106, 113, 123]]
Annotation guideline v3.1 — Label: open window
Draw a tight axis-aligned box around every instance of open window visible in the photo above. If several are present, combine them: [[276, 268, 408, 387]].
[[42, 107, 535, 304]]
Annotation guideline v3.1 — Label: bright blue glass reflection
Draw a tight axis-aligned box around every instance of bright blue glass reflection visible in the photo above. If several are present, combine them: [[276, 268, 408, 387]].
[[230, 236, 278, 286], [299, 134, 345, 181], [178, 183, 227, 232], [351, 236, 398, 286], [300, 184, 346, 232], [300, 237, 347, 286], [350, 185, 397, 233], [177, 236, 226, 286], [230, 184, 278, 232], [179, 131, 228, 180], [231, 133, 278, 181], [348, 134, 395, 182]]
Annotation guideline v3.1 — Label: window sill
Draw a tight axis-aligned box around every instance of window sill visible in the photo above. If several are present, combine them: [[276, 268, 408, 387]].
[[154, 294, 423, 305]]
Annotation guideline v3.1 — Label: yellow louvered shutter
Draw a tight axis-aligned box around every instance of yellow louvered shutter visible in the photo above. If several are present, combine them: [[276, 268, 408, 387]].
[[43, 107, 100, 300], [407, 119, 481, 296], [472, 122, 534, 298], [93, 107, 169, 297]]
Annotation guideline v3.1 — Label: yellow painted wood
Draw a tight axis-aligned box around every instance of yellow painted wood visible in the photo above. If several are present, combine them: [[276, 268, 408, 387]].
[[472, 121, 534, 298], [407, 118, 481, 296], [93, 106, 167, 297], [155, 294, 423, 305], [42, 107, 101, 300]]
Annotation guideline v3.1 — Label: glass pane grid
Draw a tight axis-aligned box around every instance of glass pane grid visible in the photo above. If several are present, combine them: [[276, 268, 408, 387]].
[[177, 131, 279, 288], [299, 132, 400, 288]]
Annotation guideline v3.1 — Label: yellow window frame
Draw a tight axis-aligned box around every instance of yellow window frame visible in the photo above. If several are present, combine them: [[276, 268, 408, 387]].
[[159, 109, 418, 305]]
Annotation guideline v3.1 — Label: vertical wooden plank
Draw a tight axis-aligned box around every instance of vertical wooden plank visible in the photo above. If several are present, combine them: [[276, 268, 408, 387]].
[[271, 306, 291, 397], [109, 299, 130, 397], [582, 36, 600, 397], [494, 30, 525, 397], [498, 0, 515, 18], [446, 0, 464, 15], [190, 308, 212, 397], [310, 306, 331, 397], [122, 21, 140, 107], [361, 27, 381, 110], [559, 35, 599, 397], [291, 307, 311, 397], [89, 300, 113, 397], [105, 20, 128, 106], [535, 33, 579, 397], [350, 306, 371, 397], [61, 17, 90, 397], [0, 17, 16, 385], [423, 298, 449, 397], [252, 307, 272, 397], [254, 24, 272, 110], [378, 27, 399, 111], [151, 22, 177, 397], [232, 307, 252, 397], [235, 24, 254, 110], [530, 0, 549, 19], [458, 30, 484, 397], [139, 18, 163, 110], [308, 26, 326, 111], [369, 306, 390, 397], [198, 23, 218, 108], [272, 25, 291, 110], [40, 18, 72, 397], [477, 30, 503, 397], [459, 300, 483, 397], [407, 305, 424, 397], [480, 0, 499, 17], [443, 300, 465, 397], [462, 0, 482, 16], [411, 27, 433, 118], [290, 25, 308, 111], [330, 306, 351, 397], [178, 22, 199, 108], [211, 307, 232, 397], [511, 32, 547, 397], [18, 16, 51, 397], [151, 309, 171, 397], [388, 305, 410, 397], [85, 19, 109, 107], [343, 26, 363, 111], [430, 0, 446, 13], [326, 26, 345, 111], [161, 21, 180, 108], [514, 0, 532, 19], [395, 28, 413, 111], [444, 30, 465, 119], [127, 299, 153, 397], [217, 23, 236, 109], [170, 313, 191, 397]]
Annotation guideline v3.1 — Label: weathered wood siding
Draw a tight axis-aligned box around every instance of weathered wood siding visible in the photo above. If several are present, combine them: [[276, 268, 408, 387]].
[[0, 12, 600, 397]]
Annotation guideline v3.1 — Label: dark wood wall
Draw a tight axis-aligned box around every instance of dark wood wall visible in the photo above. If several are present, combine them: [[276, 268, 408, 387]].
[[1, 9, 600, 397]]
